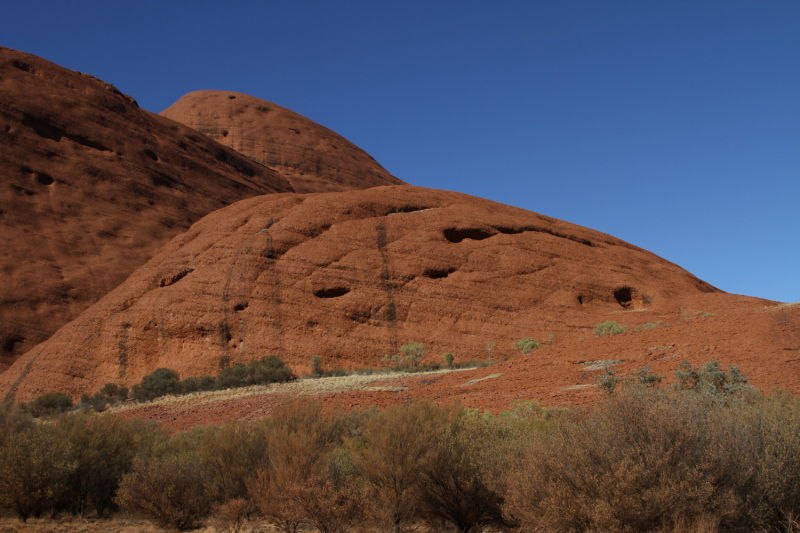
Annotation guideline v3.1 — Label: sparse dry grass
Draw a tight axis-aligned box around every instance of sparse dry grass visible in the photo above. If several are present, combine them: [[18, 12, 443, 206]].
[[0, 516, 168, 533], [107, 367, 474, 414], [765, 301, 800, 311]]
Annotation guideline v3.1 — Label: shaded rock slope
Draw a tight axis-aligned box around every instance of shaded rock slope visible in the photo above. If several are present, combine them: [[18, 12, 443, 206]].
[[0, 47, 295, 369], [161, 90, 405, 193], [1, 185, 735, 401]]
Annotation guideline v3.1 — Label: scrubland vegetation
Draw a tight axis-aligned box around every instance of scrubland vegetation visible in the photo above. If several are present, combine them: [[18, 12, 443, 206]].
[[1, 360, 799, 533]]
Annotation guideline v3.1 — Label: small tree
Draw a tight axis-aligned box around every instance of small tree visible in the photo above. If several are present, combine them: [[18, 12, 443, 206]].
[[401, 342, 425, 367], [130, 368, 182, 401], [596, 366, 621, 395], [353, 401, 444, 533], [0, 424, 75, 521], [443, 353, 455, 368], [514, 338, 541, 355], [27, 391, 73, 417], [117, 454, 212, 530], [310, 355, 323, 377]]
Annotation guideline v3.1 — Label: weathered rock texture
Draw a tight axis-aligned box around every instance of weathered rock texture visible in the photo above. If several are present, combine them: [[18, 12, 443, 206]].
[[161, 90, 404, 193], [0, 47, 295, 369], [1, 185, 732, 401]]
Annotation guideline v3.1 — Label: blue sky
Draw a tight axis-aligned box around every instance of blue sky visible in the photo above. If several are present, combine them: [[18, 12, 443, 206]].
[[3, 1, 798, 301]]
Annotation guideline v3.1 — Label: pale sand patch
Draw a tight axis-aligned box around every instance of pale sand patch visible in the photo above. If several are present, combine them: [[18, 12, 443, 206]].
[[108, 367, 475, 414]]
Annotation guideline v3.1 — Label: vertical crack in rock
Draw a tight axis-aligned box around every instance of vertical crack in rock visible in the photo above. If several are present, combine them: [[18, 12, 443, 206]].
[[118, 323, 130, 379], [260, 219, 285, 357], [377, 220, 398, 354], [4, 351, 41, 402]]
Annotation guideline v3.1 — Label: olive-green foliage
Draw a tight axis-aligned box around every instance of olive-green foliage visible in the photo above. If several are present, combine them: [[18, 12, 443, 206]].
[[674, 358, 753, 399], [26, 391, 73, 417], [130, 367, 182, 402], [80, 383, 129, 413], [117, 454, 213, 530], [0, 423, 75, 521], [56, 414, 138, 518], [2, 361, 799, 532], [443, 352, 455, 367], [310, 354, 323, 376], [593, 320, 627, 336], [514, 337, 540, 355], [595, 366, 621, 395], [420, 406, 504, 533], [216, 355, 294, 389], [181, 375, 216, 393], [730, 391, 800, 530], [400, 341, 425, 366]]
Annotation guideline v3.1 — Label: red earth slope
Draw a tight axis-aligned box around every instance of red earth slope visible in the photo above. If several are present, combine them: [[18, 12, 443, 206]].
[[161, 90, 405, 193], [0, 47, 294, 370], [4, 185, 772, 403]]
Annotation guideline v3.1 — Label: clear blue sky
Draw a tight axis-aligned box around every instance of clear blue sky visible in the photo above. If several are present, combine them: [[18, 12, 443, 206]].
[[3, 1, 798, 302]]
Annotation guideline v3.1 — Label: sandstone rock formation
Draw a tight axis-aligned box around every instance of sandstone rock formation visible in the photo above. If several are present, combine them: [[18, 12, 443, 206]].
[[161, 91, 404, 193], [1, 185, 728, 401], [0, 47, 295, 369]]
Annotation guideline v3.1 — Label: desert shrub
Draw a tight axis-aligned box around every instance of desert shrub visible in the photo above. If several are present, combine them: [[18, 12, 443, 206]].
[[248, 400, 355, 533], [0, 401, 31, 447], [514, 338, 540, 354], [443, 352, 455, 367], [593, 320, 627, 336], [116, 454, 212, 530], [595, 366, 621, 394], [181, 375, 215, 393], [130, 367, 182, 402], [400, 342, 425, 366], [310, 355, 322, 376], [27, 391, 73, 417], [194, 421, 269, 505], [674, 359, 753, 399], [56, 414, 138, 517], [633, 365, 665, 388], [80, 383, 129, 412], [420, 407, 504, 533], [728, 391, 800, 531], [503, 387, 743, 533], [353, 400, 445, 533], [210, 498, 250, 533], [216, 356, 293, 389], [0, 423, 75, 522]]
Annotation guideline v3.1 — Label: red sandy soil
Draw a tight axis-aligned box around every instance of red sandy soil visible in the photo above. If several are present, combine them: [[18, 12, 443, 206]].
[[161, 90, 404, 193], [0, 47, 294, 370], [112, 295, 800, 432], [6, 184, 786, 405]]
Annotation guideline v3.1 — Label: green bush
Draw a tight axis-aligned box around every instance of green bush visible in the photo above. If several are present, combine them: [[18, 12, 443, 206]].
[[514, 338, 540, 355], [310, 355, 323, 376], [593, 320, 627, 336], [81, 383, 129, 412], [674, 359, 753, 399], [595, 366, 621, 395], [216, 356, 293, 389], [400, 342, 425, 366], [0, 424, 75, 521], [130, 368, 182, 402], [443, 353, 455, 367], [181, 375, 216, 393], [27, 391, 73, 417]]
